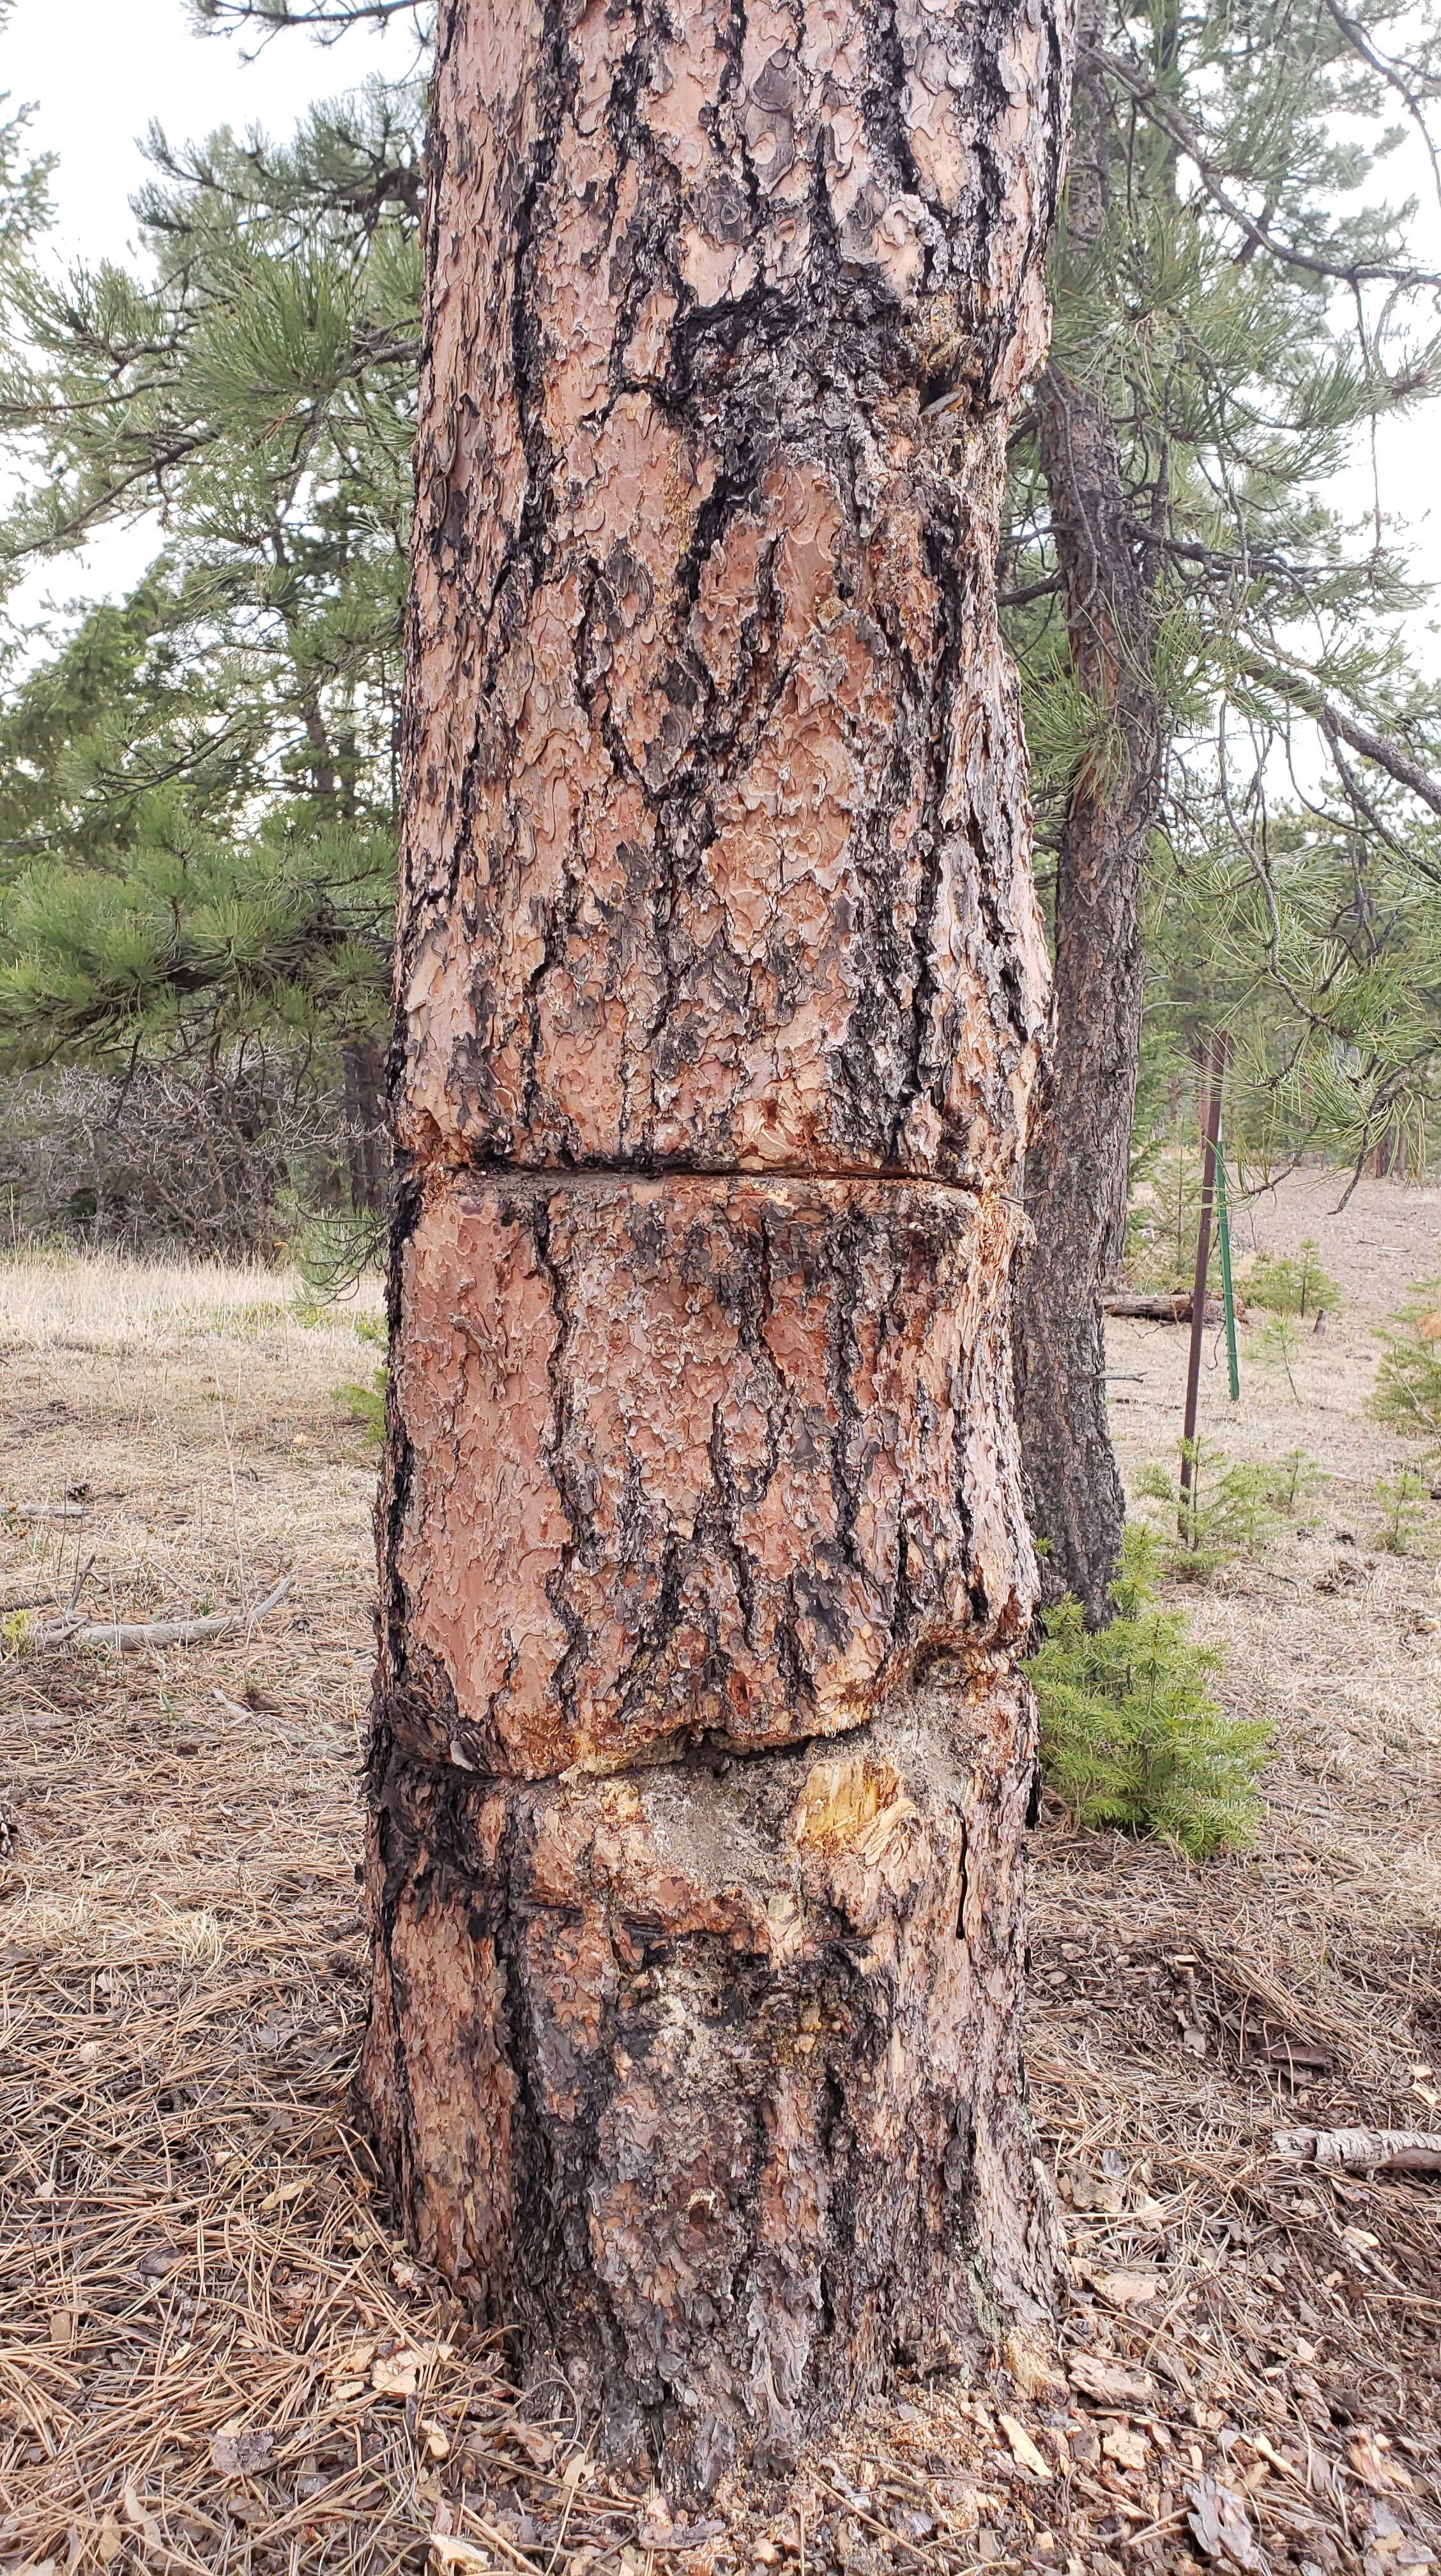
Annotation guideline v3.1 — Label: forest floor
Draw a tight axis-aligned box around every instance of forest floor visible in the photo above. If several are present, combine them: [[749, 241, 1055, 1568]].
[[1, 1173, 1439, 2576]]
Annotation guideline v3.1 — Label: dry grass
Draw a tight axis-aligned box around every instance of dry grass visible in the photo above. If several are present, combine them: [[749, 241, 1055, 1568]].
[[0, 1246, 384, 1357], [3, 1184, 1441, 2576]]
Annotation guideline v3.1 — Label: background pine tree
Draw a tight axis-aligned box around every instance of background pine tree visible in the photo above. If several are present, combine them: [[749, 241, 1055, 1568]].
[[0, 75, 422, 1248]]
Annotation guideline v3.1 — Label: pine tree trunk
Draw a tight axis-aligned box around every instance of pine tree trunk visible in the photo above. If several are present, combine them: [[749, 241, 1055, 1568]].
[[363, 0, 1072, 2488], [341, 1036, 388, 1215], [1012, 19, 1163, 1625]]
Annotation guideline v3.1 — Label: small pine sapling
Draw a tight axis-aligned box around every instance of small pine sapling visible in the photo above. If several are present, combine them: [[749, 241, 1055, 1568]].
[[1136, 1438, 1280, 1577], [1257, 1308, 1304, 1401], [1030, 1528, 1271, 1857], [1264, 1450, 1324, 1517], [1125, 1146, 1208, 1291], [1242, 1238, 1342, 1320], [1371, 1282, 1441, 1458], [1371, 1466, 1430, 1556]]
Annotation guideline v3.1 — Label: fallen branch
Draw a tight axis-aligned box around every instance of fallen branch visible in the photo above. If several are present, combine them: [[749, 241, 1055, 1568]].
[[1103, 1291, 1236, 1323], [29, 1570, 294, 1653], [1273, 2126, 1441, 2173], [9, 1502, 89, 1521]]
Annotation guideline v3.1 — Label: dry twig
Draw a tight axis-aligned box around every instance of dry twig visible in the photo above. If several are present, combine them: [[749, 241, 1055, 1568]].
[[27, 1567, 293, 1652]]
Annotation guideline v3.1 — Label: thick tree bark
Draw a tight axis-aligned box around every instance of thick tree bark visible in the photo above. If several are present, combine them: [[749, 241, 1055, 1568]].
[[364, 0, 1072, 2490], [1012, 15, 1163, 1625]]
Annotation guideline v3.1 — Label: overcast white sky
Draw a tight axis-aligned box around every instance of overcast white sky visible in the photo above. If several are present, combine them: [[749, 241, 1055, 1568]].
[[3, 0, 416, 266], [1, 0, 418, 618], [2, 0, 1439, 674]]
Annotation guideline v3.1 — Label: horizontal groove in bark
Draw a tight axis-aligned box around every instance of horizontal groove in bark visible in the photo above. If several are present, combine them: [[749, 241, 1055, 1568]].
[[433, 1162, 1005, 1199], [382, 1171, 1034, 1784], [362, 1677, 1053, 2491]]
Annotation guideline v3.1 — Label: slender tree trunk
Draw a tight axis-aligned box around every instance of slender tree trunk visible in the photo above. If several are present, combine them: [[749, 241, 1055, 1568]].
[[341, 1036, 388, 1214], [364, 0, 1072, 2490], [1012, 14, 1163, 1625]]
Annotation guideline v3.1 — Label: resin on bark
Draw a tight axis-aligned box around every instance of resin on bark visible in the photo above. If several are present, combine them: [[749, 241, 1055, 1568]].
[[366, 1678, 1056, 2488]]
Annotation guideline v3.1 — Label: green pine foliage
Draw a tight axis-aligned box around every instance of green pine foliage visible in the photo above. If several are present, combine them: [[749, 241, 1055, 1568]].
[[0, 800, 393, 1063], [1007, 0, 1441, 838], [1136, 1438, 1285, 1577], [1241, 1240, 1341, 1317], [0, 76, 422, 1241], [1138, 786, 1441, 1184], [1003, 0, 1441, 1177], [1371, 1467, 1431, 1556], [1267, 1448, 1325, 1517], [1031, 1529, 1271, 1857], [334, 1364, 386, 1447], [1125, 1142, 1210, 1292], [1371, 1284, 1441, 1456]]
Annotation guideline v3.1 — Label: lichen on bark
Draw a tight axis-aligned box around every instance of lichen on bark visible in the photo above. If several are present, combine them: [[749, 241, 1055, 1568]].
[[365, 0, 1074, 2490]]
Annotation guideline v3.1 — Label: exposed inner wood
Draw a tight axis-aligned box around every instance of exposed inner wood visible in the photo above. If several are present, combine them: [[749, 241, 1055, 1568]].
[[365, 1680, 1054, 2488]]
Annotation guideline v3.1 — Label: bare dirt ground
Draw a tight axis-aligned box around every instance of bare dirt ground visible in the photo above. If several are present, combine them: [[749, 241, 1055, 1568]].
[[1, 1177, 1440, 2576]]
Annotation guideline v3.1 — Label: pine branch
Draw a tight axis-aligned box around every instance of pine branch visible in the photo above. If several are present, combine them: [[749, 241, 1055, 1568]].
[[1240, 651, 1441, 816], [190, 0, 426, 36], [1087, 42, 1441, 293], [1317, 0, 1441, 217], [1318, 702, 1441, 821]]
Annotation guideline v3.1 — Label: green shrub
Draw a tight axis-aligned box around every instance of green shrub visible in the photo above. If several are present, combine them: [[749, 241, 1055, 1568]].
[[1371, 1281, 1441, 1455], [335, 1365, 387, 1447], [1240, 1237, 1341, 1318], [1136, 1438, 1281, 1577], [1031, 1528, 1271, 1857]]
